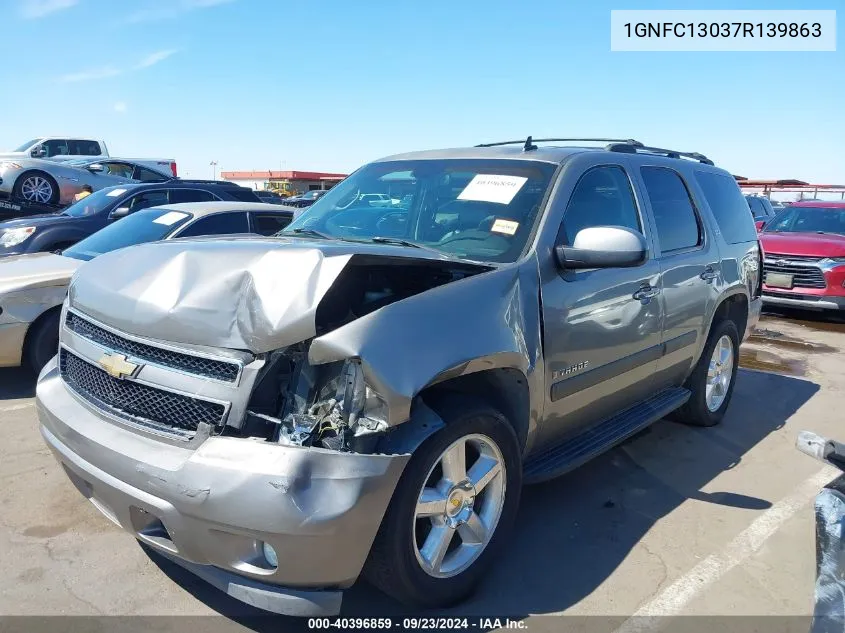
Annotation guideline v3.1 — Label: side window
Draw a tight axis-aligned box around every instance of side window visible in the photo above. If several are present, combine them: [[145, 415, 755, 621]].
[[168, 188, 218, 203], [696, 172, 758, 244], [641, 167, 702, 253], [176, 212, 250, 238], [101, 162, 135, 178], [126, 191, 169, 212], [43, 139, 70, 157], [69, 140, 101, 155], [133, 166, 169, 182], [559, 165, 641, 244], [252, 212, 292, 235]]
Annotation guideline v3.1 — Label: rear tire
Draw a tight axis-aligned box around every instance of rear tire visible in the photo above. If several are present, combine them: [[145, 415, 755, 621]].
[[365, 397, 522, 608], [13, 171, 59, 205], [673, 319, 740, 427], [25, 310, 61, 375]]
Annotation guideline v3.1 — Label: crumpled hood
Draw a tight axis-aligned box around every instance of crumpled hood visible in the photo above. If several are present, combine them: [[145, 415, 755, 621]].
[[68, 237, 474, 353], [0, 252, 81, 296]]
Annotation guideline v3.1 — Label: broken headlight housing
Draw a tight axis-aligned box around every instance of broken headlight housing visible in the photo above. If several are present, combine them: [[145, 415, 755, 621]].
[[278, 357, 389, 450]]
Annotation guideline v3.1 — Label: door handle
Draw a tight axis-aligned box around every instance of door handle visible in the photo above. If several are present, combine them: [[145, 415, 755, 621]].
[[700, 266, 718, 282], [633, 285, 660, 302]]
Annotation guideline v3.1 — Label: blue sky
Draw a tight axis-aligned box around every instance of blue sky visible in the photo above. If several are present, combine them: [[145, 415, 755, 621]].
[[2, 0, 843, 184]]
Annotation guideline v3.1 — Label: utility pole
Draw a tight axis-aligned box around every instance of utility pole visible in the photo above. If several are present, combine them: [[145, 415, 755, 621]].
[[210, 160, 218, 180]]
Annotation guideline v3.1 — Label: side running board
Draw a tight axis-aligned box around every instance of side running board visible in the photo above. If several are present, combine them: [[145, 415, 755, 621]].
[[523, 387, 691, 484]]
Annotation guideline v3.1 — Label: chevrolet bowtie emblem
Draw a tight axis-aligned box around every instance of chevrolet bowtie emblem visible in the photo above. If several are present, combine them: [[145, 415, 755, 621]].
[[98, 353, 139, 380]]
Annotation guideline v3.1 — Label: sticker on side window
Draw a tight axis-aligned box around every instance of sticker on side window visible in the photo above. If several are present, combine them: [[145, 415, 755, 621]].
[[490, 218, 519, 235], [106, 188, 127, 197], [457, 175, 528, 205], [153, 211, 189, 226]]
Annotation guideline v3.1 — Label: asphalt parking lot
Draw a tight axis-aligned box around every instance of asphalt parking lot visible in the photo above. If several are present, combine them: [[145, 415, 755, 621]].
[[1, 308, 844, 632]]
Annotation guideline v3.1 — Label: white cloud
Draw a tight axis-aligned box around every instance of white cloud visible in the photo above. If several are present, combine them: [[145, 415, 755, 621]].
[[59, 66, 122, 83], [134, 49, 178, 70], [122, 0, 235, 24], [19, 0, 78, 19], [57, 49, 180, 84], [113, 101, 128, 113]]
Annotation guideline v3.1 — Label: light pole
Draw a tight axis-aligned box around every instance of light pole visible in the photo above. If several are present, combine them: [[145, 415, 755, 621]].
[[210, 160, 218, 180]]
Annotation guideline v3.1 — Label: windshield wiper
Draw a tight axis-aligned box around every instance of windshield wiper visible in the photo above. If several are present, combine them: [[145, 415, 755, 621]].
[[283, 228, 333, 240], [369, 236, 422, 248], [367, 236, 449, 257]]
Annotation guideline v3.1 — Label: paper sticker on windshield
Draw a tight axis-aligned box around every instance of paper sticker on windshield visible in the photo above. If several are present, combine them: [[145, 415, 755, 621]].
[[457, 175, 528, 205], [153, 211, 189, 226], [491, 218, 519, 235], [106, 188, 127, 197]]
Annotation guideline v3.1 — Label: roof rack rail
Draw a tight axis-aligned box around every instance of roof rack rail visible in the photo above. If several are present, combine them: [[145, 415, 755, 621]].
[[606, 142, 714, 165], [476, 137, 644, 149]]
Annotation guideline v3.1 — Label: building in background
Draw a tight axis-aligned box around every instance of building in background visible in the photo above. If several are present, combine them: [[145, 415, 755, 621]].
[[220, 170, 347, 196]]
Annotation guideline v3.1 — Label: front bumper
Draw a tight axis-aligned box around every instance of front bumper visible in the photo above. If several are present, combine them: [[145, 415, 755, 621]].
[[0, 321, 28, 367], [36, 359, 410, 616], [762, 292, 845, 311]]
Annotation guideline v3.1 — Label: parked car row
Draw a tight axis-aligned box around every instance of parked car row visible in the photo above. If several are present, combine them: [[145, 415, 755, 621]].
[[0, 198, 294, 373], [5, 135, 843, 617], [26, 137, 766, 616]]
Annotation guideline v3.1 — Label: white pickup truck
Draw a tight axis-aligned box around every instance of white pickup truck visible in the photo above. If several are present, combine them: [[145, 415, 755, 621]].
[[0, 137, 109, 161]]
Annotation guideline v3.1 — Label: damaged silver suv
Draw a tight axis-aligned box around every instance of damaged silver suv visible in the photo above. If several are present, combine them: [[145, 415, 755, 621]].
[[36, 138, 762, 616]]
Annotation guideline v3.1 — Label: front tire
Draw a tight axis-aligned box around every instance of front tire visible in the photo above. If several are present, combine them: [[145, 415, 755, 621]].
[[365, 398, 522, 608], [673, 319, 740, 427], [14, 171, 59, 205], [26, 310, 61, 374]]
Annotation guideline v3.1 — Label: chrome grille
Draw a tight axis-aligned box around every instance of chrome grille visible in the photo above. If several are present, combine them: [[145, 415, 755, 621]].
[[65, 311, 240, 382], [60, 349, 226, 437], [764, 252, 823, 263], [763, 256, 827, 289]]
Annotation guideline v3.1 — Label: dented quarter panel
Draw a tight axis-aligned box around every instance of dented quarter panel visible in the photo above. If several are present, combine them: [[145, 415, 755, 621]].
[[308, 257, 545, 440]]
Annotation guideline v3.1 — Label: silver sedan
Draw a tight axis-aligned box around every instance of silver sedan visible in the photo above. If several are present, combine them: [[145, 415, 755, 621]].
[[0, 157, 174, 206]]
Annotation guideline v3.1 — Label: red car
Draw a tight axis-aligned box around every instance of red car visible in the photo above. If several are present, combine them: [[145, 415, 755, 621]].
[[759, 201, 845, 311]]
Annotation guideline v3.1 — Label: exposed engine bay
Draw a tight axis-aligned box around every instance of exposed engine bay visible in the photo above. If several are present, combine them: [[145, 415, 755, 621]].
[[238, 256, 489, 452]]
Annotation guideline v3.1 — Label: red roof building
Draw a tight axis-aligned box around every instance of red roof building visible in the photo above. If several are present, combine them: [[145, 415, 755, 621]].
[[220, 170, 348, 194]]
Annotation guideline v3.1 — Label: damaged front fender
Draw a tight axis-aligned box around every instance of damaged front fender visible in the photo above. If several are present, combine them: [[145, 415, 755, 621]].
[[308, 258, 544, 431]]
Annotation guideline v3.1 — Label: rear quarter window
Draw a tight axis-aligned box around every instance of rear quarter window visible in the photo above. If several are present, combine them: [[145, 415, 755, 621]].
[[695, 172, 758, 244]]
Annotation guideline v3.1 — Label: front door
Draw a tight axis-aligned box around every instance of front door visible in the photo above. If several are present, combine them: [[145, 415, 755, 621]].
[[537, 163, 663, 449]]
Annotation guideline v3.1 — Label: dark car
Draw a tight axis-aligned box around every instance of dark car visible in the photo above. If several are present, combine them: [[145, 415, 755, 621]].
[[284, 189, 329, 208], [0, 180, 263, 256], [254, 190, 286, 204], [745, 195, 778, 231]]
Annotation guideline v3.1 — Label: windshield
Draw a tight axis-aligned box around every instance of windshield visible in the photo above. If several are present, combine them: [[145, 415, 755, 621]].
[[764, 206, 845, 236], [281, 159, 557, 263], [63, 208, 192, 261], [62, 186, 128, 217], [14, 139, 39, 152], [302, 190, 323, 200]]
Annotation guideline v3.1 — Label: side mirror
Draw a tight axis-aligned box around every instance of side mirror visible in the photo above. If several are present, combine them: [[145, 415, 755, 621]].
[[109, 206, 130, 220], [30, 146, 47, 158], [87, 163, 104, 173], [555, 226, 647, 270]]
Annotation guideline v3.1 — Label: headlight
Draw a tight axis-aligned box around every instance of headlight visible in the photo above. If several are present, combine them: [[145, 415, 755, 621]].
[[0, 226, 36, 247], [0, 162, 22, 171]]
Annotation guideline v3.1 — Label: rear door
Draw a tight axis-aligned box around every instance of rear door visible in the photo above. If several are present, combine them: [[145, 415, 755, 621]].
[[637, 166, 718, 388], [538, 159, 663, 448]]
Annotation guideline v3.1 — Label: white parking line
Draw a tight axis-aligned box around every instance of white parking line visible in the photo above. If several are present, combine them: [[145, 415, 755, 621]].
[[0, 402, 35, 412], [613, 465, 839, 633]]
